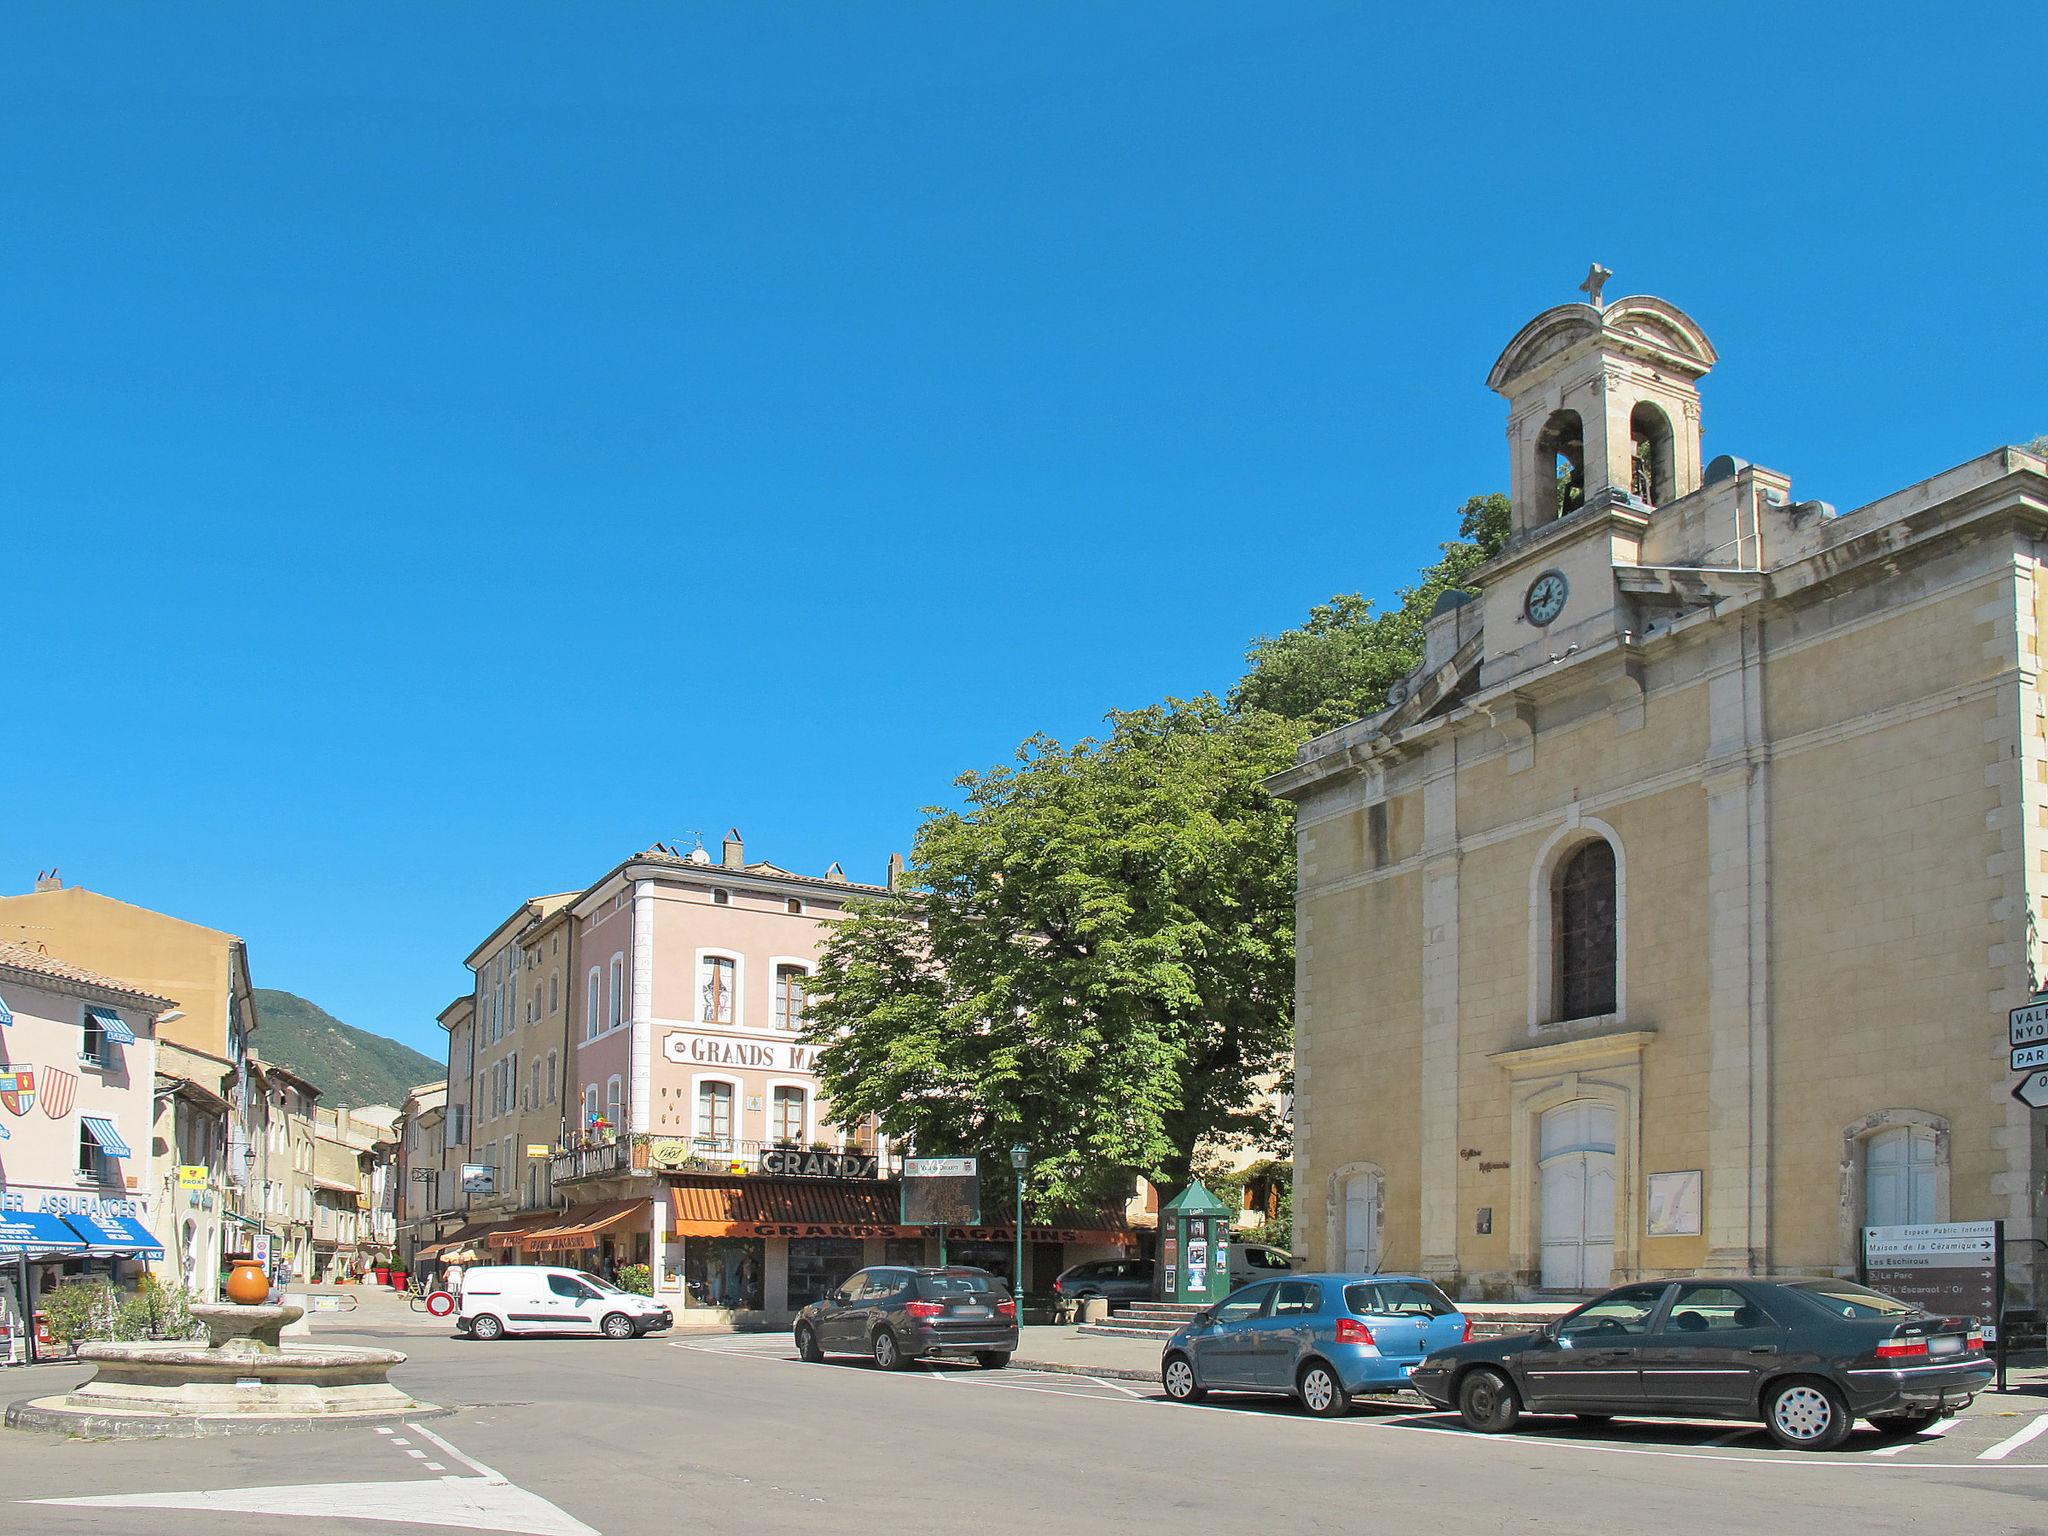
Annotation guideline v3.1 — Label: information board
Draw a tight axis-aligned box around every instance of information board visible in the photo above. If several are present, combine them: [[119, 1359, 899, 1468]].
[[1862, 1221, 2002, 1347], [900, 1156, 980, 1226]]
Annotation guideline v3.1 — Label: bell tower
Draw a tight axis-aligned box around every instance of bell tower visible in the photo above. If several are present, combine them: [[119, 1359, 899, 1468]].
[[1488, 266, 1718, 538]]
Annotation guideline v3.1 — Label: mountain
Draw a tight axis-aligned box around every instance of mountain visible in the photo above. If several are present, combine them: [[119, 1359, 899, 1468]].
[[252, 988, 443, 1109]]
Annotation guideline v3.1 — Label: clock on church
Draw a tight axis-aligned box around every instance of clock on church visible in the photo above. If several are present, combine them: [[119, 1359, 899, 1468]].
[[1524, 569, 1569, 626]]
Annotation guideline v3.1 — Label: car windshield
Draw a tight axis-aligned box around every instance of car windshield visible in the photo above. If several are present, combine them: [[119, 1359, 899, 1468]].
[[580, 1273, 624, 1295], [1346, 1281, 1457, 1317], [1787, 1281, 1919, 1319], [919, 1273, 1002, 1297]]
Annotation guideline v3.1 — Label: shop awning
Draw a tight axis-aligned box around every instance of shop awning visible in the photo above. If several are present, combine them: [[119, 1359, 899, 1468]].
[[481, 1214, 555, 1250], [668, 1177, 1134, 1244], [0, 1211, 89, 1255], [81, 1116, 132, 1157], [86, 1005, 137, 1045], [521, 1199, 649, 1253], [62, 1212, 166, 1259]]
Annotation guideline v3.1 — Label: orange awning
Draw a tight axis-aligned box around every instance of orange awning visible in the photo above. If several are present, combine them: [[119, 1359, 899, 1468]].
[[521, 1199, 650, 1253], [666, 1177, 1131, 1245], [480, 1214, 555, 1249]]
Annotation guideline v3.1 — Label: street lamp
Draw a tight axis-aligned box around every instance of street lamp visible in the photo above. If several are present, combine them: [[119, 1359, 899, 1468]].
[[1008, 1143, 1029, 1306]]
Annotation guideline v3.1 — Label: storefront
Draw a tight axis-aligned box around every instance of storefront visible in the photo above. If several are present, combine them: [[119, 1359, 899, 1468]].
[[0, 1209, 170, 1363]]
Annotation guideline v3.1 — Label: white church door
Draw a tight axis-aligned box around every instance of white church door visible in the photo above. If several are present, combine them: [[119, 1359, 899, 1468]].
[[1539, 1101, 1616, 1292], [1342, 1172, 1381, 1272]]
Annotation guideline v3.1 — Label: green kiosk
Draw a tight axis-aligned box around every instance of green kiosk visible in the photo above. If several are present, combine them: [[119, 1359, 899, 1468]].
[[1158, 1181, 1234, 1306]]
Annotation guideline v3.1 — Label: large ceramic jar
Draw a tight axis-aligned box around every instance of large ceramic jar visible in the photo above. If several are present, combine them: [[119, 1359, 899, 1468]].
[[224, 1257, 270, 1305]]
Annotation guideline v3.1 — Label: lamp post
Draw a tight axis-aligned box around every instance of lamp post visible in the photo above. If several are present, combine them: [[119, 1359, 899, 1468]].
[[1008, 1143, 1029, 1305]]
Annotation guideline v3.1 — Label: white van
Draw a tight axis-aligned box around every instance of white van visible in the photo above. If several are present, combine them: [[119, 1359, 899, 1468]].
[[456, 1266, 673, 1341]]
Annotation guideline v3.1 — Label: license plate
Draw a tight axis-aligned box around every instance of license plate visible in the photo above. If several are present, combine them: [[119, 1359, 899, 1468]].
[[1928, 1335, 1963, 1356], [1400, 1364, 1413, 1376], [952, 1306, 989, 1319]]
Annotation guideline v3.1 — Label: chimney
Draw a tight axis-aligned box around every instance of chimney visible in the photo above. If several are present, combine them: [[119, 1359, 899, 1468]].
[[35, 868, 61, 893], [722, 828, 745, 870], [886, 852, 906, 891], [825, 862, 848, 885]]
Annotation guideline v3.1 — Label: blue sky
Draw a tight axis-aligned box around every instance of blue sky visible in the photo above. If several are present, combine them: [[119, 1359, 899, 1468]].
[[9, 2, 2043, 1061]]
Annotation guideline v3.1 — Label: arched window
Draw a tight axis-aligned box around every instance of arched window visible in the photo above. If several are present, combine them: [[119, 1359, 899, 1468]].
[[773, 964, 809, 1031], [1866, 1125, 1937, 1227], [786, 898, 803, 915], [605, 1074, 623, 1133], [712, 888, 731, 906], [1630, 401, 1675, 507], [548, 972, 559, 1015], [608, 954, 625, 1030], [583, 1084, 599, 1128], [1554, 840, 1617, 1021], [1537, 409, 1586, 519], [771, 1086, 807, 1145], [585, 969, 601, 1041], [545, 1051, 557, 1104]]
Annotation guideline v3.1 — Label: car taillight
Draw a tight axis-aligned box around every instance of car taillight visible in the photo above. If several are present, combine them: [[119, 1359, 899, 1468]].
[[996, 1299, 1017, 1318], [1967, 1327, 1985, 1352], [904, 1301, 945, 1319], [1052, 1280, 1064, 1295], [1461, 1319, 1473, 1345], [1875, 1336, 1929, 1360], [1335, 1318, 1376, 1346]]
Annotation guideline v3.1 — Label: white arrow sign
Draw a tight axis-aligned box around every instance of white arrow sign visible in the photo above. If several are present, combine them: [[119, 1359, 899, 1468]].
[[2015, 1069, 2048, 1110]]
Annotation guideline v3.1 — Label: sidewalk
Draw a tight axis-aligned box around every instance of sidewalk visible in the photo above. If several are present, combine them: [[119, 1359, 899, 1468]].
[[1013, 1325, 1164, 1382]]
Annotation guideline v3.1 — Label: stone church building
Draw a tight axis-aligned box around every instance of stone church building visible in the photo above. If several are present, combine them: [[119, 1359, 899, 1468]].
[[1270, 276, 2048, 1302]]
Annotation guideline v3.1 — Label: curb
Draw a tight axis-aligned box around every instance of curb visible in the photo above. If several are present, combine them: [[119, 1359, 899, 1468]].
[[4, 1396, 455, 1440]]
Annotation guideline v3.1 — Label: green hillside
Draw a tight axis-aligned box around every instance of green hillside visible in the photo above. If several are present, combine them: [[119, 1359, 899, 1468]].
[[252, 988, 443, 1109]]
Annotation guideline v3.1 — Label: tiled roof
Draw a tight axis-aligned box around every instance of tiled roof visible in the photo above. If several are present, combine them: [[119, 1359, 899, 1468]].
[[0, 939, 173, 1008]]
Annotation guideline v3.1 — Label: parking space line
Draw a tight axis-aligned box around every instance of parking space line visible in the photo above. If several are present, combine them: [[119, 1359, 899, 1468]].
[[1979, 1413, 2048, 1461], [1088, 1376, 1147, 1398], [1871, 1417, 1962, 1457]]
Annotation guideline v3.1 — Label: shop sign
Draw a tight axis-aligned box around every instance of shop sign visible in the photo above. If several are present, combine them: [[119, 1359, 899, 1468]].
[[460, 1163, 496, 1194], [0, 1189, 144, 1220], [746, 1223, 900, 1239], [661, 1031, 821, 1074], [176, 1165, 209, 1190], [756, 1148, 878, 1180], [525, 1144, 551, 1160]]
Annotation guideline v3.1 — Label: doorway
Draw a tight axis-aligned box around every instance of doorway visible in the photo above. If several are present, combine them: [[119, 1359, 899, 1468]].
[[1538, 1101, 1616, 1291], [1342, 1172, 1381, 1272]]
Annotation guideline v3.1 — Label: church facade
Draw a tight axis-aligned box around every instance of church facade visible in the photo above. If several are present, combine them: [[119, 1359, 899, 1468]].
[[1270, 278, 2048, 1302]]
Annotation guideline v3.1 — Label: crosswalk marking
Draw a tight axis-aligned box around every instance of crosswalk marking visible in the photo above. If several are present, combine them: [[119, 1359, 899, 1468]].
[[1979, 1413, 2048, 1461]]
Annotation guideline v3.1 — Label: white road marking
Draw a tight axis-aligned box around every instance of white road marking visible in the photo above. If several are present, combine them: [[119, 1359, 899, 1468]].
[[408, 1449, 430, 1459], [376, 1426, 395, 1435], [426, 1463, 449, 1472], [24, 1479, 598, 1536], [391, 1438, 412, 1446], [1979, 1413, 2048, 1461], [407, 1420, 511, 1483], [1087, 1376, 1147, 1398], [1871, 1417, 1963, 1456]]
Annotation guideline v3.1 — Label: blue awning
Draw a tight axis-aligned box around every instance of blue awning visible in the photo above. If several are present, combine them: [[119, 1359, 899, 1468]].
[[62, 1213, 166, 1259], [0, 993, 13, 1026], [86, 1005, 136, 1045], [0, 1211, 88, 1254], [81, 1116, 132, 1157]]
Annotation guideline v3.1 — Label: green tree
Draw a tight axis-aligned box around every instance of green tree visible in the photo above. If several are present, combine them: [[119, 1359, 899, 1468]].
[[804, 698, 1300, 1208], [1231, 493, 1509, 731]]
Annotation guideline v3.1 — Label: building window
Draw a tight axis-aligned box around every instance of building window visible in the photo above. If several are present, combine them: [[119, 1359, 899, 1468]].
[[685, 1237, 764, 1310], [772, 965, 808, 1032], [79, 1009, 106, 1066], [1554, 840, 1618, 1021], [78, 1122, 103, 1181], [606, 1074, 624, 1132], [712, 888, 731, 906], [1630, 401, 1676, 507], [771, 1086, 806, 1145], [697, 1081, 734, 1149], [583, 1085, 600, 1129], [608, 955, 625, 1030], [786, 898, 803, 915], [586, 968, 601, 1041], [545, 1051, 558, 1104], [1537, 408, 1586, 519], [548, 973, 559, 1015], [1866, 1125, 1938, 1227], [702, 957, 736, 1025]]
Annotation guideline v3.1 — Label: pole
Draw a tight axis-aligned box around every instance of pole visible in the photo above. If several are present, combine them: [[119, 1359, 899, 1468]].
[[1995, 1219, 2008, 1394], [938, 1224, 947, 1267], [1013, 1172, 1024, 1302]]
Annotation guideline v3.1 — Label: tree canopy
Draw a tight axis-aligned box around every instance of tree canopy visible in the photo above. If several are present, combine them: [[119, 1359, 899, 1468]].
[[804, 493, 1509, 1209]]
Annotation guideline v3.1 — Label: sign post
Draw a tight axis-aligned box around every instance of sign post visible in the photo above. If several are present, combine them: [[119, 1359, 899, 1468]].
[[1862, 1220, 2005, 1392], [900, 1157, 979, 1268]]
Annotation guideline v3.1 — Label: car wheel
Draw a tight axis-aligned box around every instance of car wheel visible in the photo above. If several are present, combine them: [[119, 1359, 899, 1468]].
[[600, 1312, 636, 1340], [872, 1327, 904, 1370], [468, 1313, 505, 1342], [1162, 1352, 1204, 1403], [1765, 1377, 1853, 1452], [975, 1351, 1011, 1370], [795, 1324, 823, 1363], [1298, 1361, 1351, 1418], [1457, 1367, 1522, 1433]]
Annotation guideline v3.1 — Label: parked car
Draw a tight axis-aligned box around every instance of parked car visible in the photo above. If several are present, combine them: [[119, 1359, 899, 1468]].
[[457, 1265, 672, 1340], [1409, 1277, 1993, 1451], [1053, 1258, 1155, 1309], [1227, 1242, 1295, 1287], [795, 1265, 1018, 1370], [1161, 1273, 1467, 1416]]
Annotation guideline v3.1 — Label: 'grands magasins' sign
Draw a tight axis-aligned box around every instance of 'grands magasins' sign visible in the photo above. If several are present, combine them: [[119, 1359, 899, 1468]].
[[662, 1030, 821, 1074], [736, 1222, 1107, 1242], [756, 1149, 879, 1180]]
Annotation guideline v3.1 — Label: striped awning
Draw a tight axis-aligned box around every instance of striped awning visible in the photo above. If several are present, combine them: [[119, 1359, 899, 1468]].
[[0, 994, 13, 1026], [86, 1005, 136, 1044], [81, 1116, 132, 1157]]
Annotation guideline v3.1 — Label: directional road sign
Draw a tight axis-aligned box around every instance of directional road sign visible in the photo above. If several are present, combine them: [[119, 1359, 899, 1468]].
[[2011, 995, 2048, 1048], [2015, 1070, 2048, 1110], [2014, 1043, 2048, 1071]]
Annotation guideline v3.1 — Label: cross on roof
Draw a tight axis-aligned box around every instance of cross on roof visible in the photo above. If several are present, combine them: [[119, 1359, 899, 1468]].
[[1579, 262, 1613, 309]]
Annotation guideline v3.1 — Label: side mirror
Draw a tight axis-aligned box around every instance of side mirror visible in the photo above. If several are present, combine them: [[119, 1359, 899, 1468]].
[[830, 1289, 850, 1306]]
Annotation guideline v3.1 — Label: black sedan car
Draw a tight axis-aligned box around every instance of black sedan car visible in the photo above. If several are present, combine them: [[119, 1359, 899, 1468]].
[[795, 1265, 1018, 1370], [1409, 1277, 1991, 1451]]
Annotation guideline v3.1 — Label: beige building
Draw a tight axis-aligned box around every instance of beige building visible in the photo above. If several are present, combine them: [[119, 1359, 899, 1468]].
[[309, 1104, 401, 1280], [1270, 277, 2048, 1301], [396, 1080, 448, 1268], [255, 1060, 321, 1282]]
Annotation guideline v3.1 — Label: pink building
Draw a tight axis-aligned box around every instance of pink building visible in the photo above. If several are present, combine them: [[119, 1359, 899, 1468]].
[[0, 940, 170, 1352]]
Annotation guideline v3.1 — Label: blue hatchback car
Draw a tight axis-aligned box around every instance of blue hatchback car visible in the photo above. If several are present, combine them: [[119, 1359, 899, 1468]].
[[1161, 1273, 1468, 1416]]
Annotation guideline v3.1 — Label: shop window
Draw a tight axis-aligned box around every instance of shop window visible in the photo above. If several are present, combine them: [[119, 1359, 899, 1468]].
[[684, 1236, 764, 1309], [884, 1237, 926, 1268], [772, 965, 808, 1032], [787, 1237, 865, 1310]]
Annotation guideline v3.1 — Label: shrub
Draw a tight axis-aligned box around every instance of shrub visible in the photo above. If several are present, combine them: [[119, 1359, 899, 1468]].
[[40, 1280, 120, 1346], [616, 1264, 653, 1296]]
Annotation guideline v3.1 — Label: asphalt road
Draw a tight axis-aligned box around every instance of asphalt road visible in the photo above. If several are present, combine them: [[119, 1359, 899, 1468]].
[[6, 1318, 2048, 1536]]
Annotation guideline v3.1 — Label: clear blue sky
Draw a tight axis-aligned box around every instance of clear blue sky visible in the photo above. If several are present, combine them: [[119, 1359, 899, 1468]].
[[9, 3, 2042, 1060]]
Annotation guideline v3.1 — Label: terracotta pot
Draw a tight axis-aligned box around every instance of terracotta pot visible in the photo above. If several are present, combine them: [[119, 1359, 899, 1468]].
[[224, 1257, 270, 1306]]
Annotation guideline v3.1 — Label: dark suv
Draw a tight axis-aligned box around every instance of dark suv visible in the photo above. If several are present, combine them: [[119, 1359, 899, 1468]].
[[1053, 1258, 1155, 1310], [795, 1266, 1018, 1371]]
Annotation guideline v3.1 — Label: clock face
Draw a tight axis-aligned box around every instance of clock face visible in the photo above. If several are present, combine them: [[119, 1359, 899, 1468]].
[[1525, 570, 1569, 627]]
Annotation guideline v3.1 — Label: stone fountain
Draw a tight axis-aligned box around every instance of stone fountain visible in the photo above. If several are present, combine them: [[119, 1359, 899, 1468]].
[[7, 1269, 436, 1435]]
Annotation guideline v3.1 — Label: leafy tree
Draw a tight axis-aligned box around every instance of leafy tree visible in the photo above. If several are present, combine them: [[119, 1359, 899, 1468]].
[[1231, 493, 1509, 730], [804, 698, 1300, 1208]]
